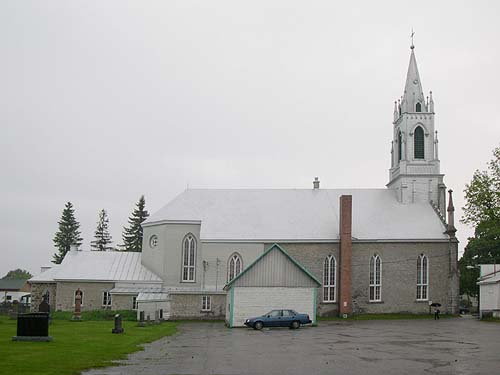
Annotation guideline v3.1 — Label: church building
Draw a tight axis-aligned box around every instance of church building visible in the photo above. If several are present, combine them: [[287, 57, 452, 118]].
[[29, 45, 459, 323]]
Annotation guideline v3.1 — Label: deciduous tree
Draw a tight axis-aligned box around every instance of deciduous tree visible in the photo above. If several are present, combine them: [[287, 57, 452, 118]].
[[460, 146, 500, 297], [2, 269, 32, 279]]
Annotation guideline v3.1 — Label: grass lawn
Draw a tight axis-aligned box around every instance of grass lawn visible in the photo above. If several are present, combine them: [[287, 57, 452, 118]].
[[318, 313, 458, 321], [0, 315, 177, 375]]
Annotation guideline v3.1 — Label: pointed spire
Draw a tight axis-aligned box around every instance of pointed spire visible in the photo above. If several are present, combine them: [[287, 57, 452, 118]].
[[429, 90, 434, 112], [401, 47, 426, 113], [445, 189, 457, 237], [393, 101, 398, 122]]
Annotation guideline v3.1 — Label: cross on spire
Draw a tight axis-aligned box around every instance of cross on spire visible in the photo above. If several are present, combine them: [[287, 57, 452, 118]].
[[410, 28, 415, 49]]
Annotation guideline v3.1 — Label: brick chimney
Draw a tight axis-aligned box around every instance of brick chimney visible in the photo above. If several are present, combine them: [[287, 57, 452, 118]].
[[313, 177, 320, 189], [339, 195, 352, 316]]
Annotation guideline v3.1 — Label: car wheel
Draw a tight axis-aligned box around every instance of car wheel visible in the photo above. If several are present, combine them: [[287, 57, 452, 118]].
[[291, 321, 300, 329], [254, 321, 263, 330]]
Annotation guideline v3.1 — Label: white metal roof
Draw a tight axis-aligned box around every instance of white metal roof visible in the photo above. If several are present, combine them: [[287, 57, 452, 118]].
[[110, 286, 164, 294], [145, 189, 449, 241], [478, 265, 500, 285], [136, 292, 169, 302], [30, 251, 162, 283], [29, 265, 61, 282]]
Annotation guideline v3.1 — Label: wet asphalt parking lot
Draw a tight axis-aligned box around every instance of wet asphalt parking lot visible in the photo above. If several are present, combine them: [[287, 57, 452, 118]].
[[84, 317, 500, 375]]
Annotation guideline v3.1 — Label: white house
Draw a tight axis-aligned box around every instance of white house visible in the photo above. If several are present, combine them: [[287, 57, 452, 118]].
[[478, 264, 500, 318], [0, 279, 30, 305]]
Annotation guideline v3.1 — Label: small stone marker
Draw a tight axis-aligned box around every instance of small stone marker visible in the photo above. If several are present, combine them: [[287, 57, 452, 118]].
[[12, 313, 52, 342], [112, 314, 124, 334], [154, 310, 160, 324], [138, 311, 146, 327]]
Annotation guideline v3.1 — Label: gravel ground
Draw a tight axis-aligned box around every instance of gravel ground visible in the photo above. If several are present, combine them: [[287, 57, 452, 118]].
[[84, 316, 500, 375]]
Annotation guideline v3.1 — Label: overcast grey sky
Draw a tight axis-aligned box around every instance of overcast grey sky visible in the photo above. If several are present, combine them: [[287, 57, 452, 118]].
[[1, 1, 499, 277]]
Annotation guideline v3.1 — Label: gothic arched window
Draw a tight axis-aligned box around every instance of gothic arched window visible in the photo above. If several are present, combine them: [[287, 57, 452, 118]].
[[228, 253, 243, 282], [397, 131, 402, 162], [323, 255, 336, 302], [182, 234, 196, 282], [417, 254, 428, 300], [416, 102, 422, 112], [369, 255, 382, 302], [414, 126, 425, 159]]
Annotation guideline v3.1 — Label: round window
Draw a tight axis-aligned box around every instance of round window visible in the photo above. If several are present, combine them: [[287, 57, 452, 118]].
[[149, 235, 158, 248]]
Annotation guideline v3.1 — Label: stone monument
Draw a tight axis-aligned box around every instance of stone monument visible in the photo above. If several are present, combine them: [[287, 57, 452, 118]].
[[12, 313, 52, 342], [72, 288, 83, 320], [112, 314, 124, 334]]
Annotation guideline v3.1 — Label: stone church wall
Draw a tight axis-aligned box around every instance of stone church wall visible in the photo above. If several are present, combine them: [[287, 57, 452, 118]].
[[169, 293, 226, 320], [30, 282, 57, 312], [351, 241, 455, 314], [111, 294, 136, 311], [268, 241, 457, 316], [55, 281, 115, 311]]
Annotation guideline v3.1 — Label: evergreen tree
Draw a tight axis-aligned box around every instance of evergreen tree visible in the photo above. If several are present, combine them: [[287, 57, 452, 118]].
[[91, 209, 113, 251], [52, 202, 83, 264], [120, 195, 149, 252]]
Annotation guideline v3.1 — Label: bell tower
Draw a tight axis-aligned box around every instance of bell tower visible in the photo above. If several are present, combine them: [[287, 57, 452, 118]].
[[387, 43, 447, 215]]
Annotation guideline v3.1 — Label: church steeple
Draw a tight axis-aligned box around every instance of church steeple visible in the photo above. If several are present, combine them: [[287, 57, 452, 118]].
[[387, 42, 447, 215], [401, 48, 427, 114]]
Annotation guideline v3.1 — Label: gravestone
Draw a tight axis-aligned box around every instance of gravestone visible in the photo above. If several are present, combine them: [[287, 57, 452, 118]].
[[39, 300, 50, 314], [138, 311, 146, 327], [112, 314, 124, 334], [12, 313, 52, 342]]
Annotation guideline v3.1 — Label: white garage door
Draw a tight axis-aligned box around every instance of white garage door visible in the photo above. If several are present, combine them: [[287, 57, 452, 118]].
[[231, 287, 315, 327]]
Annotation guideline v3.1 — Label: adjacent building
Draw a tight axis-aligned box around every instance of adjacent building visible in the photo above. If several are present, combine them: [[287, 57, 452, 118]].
[[0, 279, 30, 305], [478, 264, 500, 318]]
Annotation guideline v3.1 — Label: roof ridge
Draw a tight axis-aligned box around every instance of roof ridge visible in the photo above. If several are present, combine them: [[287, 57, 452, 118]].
[[184, 188, 389, 191]]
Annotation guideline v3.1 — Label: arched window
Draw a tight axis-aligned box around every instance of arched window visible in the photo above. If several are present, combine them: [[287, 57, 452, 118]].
[[369, 255, 382, 302], [182, 234, 196, 282], [414, 126, 425, 159], [416, 102, 422, 112], [397, 131, 402, 162], [323, 255, 336, 302], [228, 253, 243, 281], [417, 254, 428, 300]]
